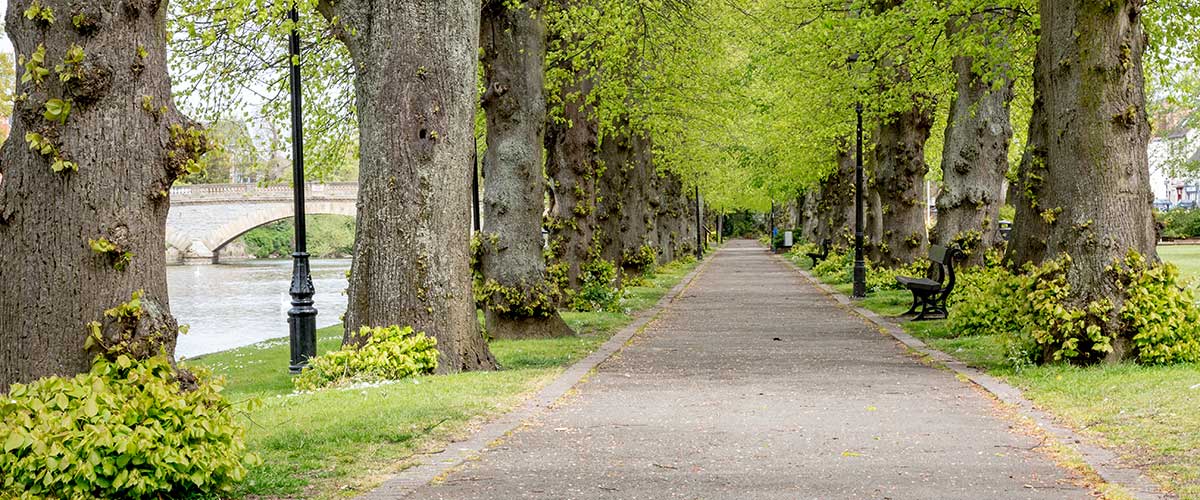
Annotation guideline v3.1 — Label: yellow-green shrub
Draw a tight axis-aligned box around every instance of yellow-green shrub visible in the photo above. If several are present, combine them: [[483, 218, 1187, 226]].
[[866, 259, 929, 293], [812, 251, 852, 283], [1, 355, 255, 498], [294, 325, 439, 390], [570, 258, 623, 312], [949, 253, 1200, 366], [1114, 253, 1200, 364]]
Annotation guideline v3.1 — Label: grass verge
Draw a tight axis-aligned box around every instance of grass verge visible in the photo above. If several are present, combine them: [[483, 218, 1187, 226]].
[[784, 248, 1200, 499], [183, 257, 700, 498]]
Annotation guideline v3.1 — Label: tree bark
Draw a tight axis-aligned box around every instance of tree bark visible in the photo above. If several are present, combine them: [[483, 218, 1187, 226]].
[[545, 70, 600, 292], [595, 129, 631, 267], [477, 0, 573, 339], [814, 142, 857, 251], [1006, 0, 1157, 361], [872, 101, 934, 266], [319, 0, 496, 372], [0, 0, 193, 392], [931, 20, 1015, 266], [620, 133, 660, 271]]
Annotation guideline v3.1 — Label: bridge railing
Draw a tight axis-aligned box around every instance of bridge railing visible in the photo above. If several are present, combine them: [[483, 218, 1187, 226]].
[[170, 182, 358, 203]]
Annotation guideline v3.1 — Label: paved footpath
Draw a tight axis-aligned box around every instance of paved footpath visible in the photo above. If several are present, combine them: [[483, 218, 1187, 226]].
[[414, 240, 1090, 499]]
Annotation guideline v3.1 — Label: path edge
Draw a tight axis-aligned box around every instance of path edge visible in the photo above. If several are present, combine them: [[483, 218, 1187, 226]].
[[357, 253, 716, 499], [772, 252, 1171, 500]]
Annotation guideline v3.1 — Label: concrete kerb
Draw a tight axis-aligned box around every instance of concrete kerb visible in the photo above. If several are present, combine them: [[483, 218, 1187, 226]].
[[772, 252, 1170, 500], [357, 253, 716, 500]]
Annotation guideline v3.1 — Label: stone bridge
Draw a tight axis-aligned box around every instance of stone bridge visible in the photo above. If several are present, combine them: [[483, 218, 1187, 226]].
[[166, 183, 358, 264]]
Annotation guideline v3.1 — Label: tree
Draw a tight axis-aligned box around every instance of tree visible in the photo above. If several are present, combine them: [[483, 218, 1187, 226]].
[[179, 119, 259, 185], [931, 7, 1032, 266], [1006, 0, 1158, 361], [1, 0, 201, 392], [477, 0, 574, 338], [315, 0, 497, 372]]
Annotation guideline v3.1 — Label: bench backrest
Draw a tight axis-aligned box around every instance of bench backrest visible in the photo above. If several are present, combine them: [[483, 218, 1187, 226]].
[[925, 245, 960, 297], [929, 245, 948, 265]]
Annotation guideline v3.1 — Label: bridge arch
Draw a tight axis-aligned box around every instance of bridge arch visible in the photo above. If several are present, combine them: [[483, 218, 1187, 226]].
[[165, 183, 358, 264], [209, 201, 357, 258]]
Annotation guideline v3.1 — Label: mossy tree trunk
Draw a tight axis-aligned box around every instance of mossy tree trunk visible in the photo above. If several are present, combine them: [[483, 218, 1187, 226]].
[[814, 142, 857, 251], [872, 101, 933, 266], [318, 0, 496, 372], [545, 71, 599, 293], [620, 134, 660, 272], [478, 0, 573, 339], [0, 0, 195, 392], [931, 18, 1015, 266], [655, 171, 692, 262], [595, 128, 632, 268], [1006, 0, 1157, 362]]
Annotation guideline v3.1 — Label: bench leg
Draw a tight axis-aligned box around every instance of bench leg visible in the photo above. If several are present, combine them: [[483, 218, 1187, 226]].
[[903, 293, 920, 315], [914, 293, 947, 321]]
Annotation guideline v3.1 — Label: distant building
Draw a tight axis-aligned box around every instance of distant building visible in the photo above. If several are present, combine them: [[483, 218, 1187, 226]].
[[1148, 116, 1200, 209]]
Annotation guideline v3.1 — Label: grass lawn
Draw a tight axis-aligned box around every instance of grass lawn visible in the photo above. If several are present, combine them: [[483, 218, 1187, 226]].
[[1159, 244, 1200, 282], [183, 258, 699, 498], [785, 249, 1200, 499]]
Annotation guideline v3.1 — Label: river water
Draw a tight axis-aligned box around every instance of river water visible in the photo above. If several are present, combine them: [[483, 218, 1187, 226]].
[[167, 259, 351, 359]]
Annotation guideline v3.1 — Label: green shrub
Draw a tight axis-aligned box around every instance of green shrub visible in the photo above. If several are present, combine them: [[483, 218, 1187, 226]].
[[866, 259, 928, 293], [1, 355, 255, 498], [1157, 208, 1200, 239], [295, 325, 439, 390], [622, 244, 657, 274], [950, 262, 1027, 333], [570, 258, 624, 312], [812, 251, 852, 284], [1114, 252, 1200, 364], [242, 215, 356, 258], [949, 253, 1200, 367]]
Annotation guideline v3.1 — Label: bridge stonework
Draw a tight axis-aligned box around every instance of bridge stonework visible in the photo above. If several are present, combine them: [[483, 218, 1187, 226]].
[[166, 183, 358, 264]]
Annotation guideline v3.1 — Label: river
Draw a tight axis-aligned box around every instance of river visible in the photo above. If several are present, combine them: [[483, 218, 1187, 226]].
[[167, 259, 351, 359]]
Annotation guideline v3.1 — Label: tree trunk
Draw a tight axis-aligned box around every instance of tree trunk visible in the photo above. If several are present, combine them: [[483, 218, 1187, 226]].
[[595, 129, 631, 267], [477, 0, 573, 339], [1006, 0, 1157, 361], [815, 143, 857, 251], [623, 134, 660, 269], [319, 0, 496, 372], [801, 192, 819, 244], [931, 20, 1015, 266], [545, 73, 599, 293], [872, 102, 934, 266], [655, 171, 687, 263], [0, 0, 193, 392]]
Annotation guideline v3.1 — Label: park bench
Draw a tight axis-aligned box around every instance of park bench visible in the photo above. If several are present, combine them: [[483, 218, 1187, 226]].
[[806, 239, 831, 267], [895, 245, 962, 321]]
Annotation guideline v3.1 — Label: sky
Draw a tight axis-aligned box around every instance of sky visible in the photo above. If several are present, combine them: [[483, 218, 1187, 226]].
[[1, 0, 11, 54]]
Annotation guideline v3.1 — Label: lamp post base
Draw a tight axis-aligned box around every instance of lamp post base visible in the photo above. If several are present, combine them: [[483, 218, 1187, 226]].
[[288, 251, 318, 374], [852, 260, 867, 299]]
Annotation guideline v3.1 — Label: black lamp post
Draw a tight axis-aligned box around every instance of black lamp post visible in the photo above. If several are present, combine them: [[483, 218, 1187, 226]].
[[768, 200, 776, 252], [472, 137, 481, 233], [287, 3, 317, 374], [848, 53, 867, 299], [695, 185, 703, 260]]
